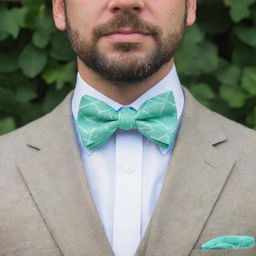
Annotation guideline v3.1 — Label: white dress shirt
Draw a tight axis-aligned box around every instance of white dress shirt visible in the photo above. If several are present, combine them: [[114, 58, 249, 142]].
[[72, 65, 184, 256]]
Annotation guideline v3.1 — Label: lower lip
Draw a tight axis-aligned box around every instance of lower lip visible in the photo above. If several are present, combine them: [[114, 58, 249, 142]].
[[104, 33, 149, 41]]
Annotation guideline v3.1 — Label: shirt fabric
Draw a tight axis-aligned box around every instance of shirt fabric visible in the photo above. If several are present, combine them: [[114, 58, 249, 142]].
[[71, 65, 184, 256]]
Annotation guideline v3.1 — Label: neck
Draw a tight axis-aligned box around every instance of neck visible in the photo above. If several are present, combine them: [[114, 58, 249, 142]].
[[77, 59, 174, 105]]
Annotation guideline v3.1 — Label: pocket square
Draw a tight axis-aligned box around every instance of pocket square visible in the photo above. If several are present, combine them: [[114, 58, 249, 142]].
[[200, 236, 255, 250]]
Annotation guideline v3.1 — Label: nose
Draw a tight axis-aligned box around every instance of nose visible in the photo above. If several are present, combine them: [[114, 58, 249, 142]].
[[108, 0, 145, 14]]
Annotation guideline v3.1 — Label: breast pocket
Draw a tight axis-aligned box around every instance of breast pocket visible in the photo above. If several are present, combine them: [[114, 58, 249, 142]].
[[190, 245, 256, 256]]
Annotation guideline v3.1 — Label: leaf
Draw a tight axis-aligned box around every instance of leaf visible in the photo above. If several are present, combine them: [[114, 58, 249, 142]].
[[175, 24, 205, 75], [32, 29, 51, 48], [175, 44, 198, 75], [35, 12, 56, 34], [18, 44, 47, 78], [32, 10, 55, 48], [0, 32, 8, 41], [177, 41, 218, 76], [0, 52, 19, 73], [11, 7, 28, 28], [198, 3, 231, 35], [183, 23, 205, 45], [0, 87, 15, 111], [42, 86, 70, 114], [241, 67, 256, 96], [0, 6, 20, 38], [15, 85, 37, 103], [50, 31, 75, 61], [196, 41, 219, 73], [21, 0, 45, 7], [232, 45, 256, 67], [42, 61, 76, 90], [56, 62, 76, 90], [220, 85, 248, 108], [224, 0, 255, 22], [22, 7, 39, 29], [0, 117, 16, 135], [246, 106, 256, 129], [234, 25, 256, 47], [190, 83, 215, 106], [215, 64, 241, 85]]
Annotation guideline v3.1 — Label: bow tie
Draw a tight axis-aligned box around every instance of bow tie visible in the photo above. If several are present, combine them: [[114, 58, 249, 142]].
[[77, 91, 177, 151]]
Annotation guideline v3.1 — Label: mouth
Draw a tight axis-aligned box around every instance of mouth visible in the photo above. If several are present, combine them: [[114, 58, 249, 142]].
[[103, 28, 151, 41]]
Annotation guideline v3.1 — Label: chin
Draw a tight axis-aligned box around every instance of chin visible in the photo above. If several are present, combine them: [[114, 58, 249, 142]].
[[109, 54, 146, 67]]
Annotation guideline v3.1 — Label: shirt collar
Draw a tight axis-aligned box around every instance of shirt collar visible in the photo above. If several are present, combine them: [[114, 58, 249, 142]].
[[72, 64, 184, 155]]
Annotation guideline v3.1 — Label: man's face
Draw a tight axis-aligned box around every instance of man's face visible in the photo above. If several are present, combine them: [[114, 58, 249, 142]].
[[53, 0, 196, 83]]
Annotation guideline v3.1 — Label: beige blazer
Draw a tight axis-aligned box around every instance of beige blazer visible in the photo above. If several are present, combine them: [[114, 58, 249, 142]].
[[0, 88, 256, 256]]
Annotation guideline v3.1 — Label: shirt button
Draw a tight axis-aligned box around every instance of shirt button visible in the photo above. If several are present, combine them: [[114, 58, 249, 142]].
[[123, 166, 135, 174]]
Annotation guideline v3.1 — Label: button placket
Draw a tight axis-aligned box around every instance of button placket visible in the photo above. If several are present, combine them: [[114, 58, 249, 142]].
[[113, 130, 143, 256]]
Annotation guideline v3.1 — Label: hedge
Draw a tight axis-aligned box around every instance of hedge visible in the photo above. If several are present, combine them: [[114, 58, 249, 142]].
[[0, 0, 256, 135]]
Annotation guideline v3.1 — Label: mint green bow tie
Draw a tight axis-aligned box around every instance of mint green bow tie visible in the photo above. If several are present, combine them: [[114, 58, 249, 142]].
[[77, 91, 177, 151]]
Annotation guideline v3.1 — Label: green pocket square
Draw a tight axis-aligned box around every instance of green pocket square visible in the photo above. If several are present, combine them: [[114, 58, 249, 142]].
[[200, 236, 256, 250]]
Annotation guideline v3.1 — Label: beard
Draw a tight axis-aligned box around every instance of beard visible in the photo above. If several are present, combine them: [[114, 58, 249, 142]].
[[65, 8, 187, 84]]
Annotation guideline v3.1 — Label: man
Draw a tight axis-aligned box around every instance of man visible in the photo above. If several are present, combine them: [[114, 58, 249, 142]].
[[0, 0, 256, 255]]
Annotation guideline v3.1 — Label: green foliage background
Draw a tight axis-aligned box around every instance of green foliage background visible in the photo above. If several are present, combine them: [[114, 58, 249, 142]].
[[0, 0, 256, 135]]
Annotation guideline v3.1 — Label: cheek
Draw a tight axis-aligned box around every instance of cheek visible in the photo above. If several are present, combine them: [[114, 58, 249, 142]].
[[66, 1, 100, 36], [67, 0, 109, 25], [149, 0, 186, 28], [68, 14, 93, 42]]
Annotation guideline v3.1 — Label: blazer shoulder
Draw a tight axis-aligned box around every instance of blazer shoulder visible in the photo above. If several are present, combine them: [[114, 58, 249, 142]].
[[203, 105, 256, 154], [0, 90, 73, 153], [0, 114, 48, 169], [183, 87, 256, 153], [0, 111, 51, 151], [214, 109, 255, 140]]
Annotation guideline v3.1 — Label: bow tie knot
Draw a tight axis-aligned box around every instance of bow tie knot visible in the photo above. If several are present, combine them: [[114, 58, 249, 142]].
[[118, 108, 137, 130]]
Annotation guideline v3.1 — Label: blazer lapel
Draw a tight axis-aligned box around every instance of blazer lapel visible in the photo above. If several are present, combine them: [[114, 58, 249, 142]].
[[143, 88, 235, 256], [17, 92, 114, 256]]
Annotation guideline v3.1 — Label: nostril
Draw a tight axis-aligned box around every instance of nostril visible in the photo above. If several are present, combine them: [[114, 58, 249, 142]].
[[133, 6, 140, 11], [112, 6, 140, 13], [113, 7, 121, 12]]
